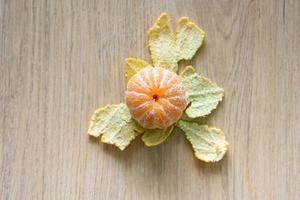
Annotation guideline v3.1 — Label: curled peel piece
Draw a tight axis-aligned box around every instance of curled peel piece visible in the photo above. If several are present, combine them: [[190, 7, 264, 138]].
[[125, 58, 151, 81], [176, 120, 228, 162], [142, 126, 174, 146], [147, 13, 178, 72], [147, 13, 205, 72], [176, 17, 205, 60], [180, 66, 224, 118], [88, 103, 143, 150]]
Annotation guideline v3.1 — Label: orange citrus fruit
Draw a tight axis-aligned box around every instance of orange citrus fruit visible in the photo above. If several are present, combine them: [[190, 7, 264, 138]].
[[125, 67, 186, 129]]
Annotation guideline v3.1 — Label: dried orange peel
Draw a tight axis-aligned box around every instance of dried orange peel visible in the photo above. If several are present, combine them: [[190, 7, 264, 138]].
[[88, 13, 229, 162]]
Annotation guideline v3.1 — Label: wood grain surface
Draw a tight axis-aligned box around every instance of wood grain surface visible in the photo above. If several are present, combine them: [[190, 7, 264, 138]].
[[1, 0, 299, 199]]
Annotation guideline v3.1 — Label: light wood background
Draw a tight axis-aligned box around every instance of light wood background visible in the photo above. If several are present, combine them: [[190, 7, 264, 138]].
[[1, 0, 299, 199]]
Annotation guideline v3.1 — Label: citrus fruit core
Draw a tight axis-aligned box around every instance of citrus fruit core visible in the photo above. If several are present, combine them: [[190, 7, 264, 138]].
[[125, 67, 186, 129]]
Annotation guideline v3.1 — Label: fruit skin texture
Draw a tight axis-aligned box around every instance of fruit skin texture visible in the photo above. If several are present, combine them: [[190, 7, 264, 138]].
[[125, 67, 186, 129]]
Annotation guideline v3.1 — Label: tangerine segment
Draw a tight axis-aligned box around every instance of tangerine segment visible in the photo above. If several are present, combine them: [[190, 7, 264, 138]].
[[125, 67, 186, 129]]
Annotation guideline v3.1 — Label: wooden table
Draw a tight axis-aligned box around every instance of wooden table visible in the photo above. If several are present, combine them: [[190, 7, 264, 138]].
[[1, 0, 299, 199]]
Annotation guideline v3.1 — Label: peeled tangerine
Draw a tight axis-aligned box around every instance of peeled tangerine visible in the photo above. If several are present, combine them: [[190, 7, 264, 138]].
[[125, 67, 186, 129]]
